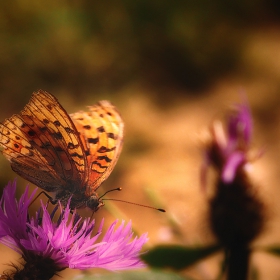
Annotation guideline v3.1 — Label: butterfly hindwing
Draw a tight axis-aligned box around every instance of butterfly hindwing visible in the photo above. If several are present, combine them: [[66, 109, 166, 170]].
[[71, 100, 124, 196]]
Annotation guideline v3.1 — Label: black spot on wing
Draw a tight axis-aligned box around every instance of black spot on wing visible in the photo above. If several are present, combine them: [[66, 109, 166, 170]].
[[107, 132, 116, 139], [53, 120, 61, 127], [67, 142, 79, 149], [51, 132, 63, 140], [97, 146, 116, 153], [28, 130, 36, 137], [97, 126, 105, 133], [65, 127, 75, 134], [39, 126, 48, 132], [44, 141, 52, 147], [54, 146, 64, 152], [91, 161, 107, 172], [70, 152, 84, 159], [88, 137, 99, 144], [83, 125, 91, 130], [97, 155, 112, 162]]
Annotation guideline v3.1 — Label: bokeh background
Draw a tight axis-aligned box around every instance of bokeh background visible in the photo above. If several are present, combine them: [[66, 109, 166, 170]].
[[1, 1, 280, 279]]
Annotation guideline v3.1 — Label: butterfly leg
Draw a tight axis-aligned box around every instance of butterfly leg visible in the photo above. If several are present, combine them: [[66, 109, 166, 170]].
[[30, 191, 76, 215], [29, 191, 57, 207]]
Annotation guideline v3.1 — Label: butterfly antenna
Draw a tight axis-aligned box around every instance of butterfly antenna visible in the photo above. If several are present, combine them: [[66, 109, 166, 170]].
[[102, 198, 166, 212], [99, 187, 122, 199]]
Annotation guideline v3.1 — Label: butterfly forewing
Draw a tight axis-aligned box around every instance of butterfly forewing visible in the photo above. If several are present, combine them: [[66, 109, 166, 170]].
[[26, 91, 87, 178], [0, 114, 66, 191], [0, 90, 87, 191]]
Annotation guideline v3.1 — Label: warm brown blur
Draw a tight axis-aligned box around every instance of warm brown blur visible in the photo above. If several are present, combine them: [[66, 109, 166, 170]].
[[1, 1, 280, 279]]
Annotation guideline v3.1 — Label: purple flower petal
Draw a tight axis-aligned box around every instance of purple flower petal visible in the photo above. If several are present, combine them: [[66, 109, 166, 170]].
[[0, 182, 148, 272], [221, 152, 245, 183], [0, 181, 37, 253], [228, 103, 252, 146], [201, 99, 254, 186]]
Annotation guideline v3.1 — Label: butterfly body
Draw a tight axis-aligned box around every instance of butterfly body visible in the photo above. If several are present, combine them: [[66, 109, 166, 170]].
[[52, 183, 102, 212], [0, 90, 124, 212]]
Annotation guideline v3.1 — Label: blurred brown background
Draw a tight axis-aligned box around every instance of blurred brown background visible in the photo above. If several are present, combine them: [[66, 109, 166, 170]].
[[1, 1, 280, 279]]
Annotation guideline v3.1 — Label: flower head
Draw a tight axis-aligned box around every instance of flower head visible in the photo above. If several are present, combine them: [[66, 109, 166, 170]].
[[202, 100, 253, 186], [201, 99, 264, 247], [0, 181, 148, 279]]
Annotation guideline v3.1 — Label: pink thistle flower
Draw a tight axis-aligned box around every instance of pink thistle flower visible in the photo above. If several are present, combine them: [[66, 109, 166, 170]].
[[201, 100, 264, 280], [0, 181, 148, 279], [201, 100, 253, 187]]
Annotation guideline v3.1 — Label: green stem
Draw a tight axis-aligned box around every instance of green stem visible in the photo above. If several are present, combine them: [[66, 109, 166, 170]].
[[226, 246, 250, 280]]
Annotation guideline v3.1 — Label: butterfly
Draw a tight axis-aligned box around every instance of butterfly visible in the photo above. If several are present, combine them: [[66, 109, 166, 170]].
[[0, 90, 124, 212]]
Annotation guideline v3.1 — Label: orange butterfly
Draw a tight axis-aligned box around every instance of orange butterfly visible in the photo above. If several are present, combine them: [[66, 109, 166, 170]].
[[0, 90, 124, 212]]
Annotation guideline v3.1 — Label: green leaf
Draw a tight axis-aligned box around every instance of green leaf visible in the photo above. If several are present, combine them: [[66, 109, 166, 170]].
[[74, 270, 189, 280], [142, 244, 221, 270]]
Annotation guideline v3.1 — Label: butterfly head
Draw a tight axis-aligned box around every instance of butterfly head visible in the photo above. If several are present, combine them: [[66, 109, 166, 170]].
[[86, 195, 104, 212]]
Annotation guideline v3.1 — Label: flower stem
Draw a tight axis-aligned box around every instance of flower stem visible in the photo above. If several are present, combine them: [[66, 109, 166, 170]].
[[226, 246, 250, 280]]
